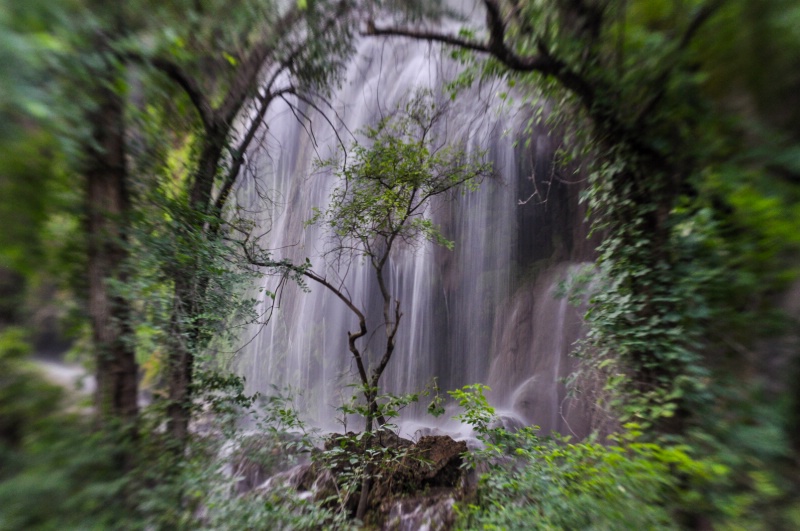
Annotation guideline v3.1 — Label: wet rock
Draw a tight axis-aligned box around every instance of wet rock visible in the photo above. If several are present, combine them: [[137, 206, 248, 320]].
[[367, 435, 467, 528], [383, 492, 456, 531], [401, 435, 467, 488], [309, 468, 339, 503], [247, 431, 469, 529], [323, 430, 413, 452], [409, 425, 446, 439], [255, 463, 312, 492], [489, 412, 526, 433], [227, 432, 309, 493]]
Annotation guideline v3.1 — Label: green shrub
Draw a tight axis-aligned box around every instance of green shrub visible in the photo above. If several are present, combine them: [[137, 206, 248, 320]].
[[451, 386, 728, 530]]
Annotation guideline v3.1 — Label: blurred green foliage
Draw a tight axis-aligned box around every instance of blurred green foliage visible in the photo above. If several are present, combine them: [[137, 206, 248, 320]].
[[0, 327, 129, 530], [0, 334, 342, 530], [451, 385, 800, 530], [0, 328, 60, 447]]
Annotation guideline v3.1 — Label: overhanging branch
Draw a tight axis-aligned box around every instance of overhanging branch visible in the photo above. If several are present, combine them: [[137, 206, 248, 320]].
[[212, 86, 298, 220], [122, 53, 215, 131], [365, 0, 596, 108]]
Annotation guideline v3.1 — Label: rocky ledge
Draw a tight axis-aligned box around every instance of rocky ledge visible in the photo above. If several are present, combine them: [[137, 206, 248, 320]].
[[241, 431, 469, 530]]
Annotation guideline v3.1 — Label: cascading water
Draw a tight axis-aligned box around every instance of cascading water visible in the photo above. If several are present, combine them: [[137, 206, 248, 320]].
[[235, 23, 595, 438]]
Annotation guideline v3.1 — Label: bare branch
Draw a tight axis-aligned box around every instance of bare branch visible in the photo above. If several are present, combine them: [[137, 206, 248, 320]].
[[365, 0, 596, 107], [217, 7, 304, 125], [365, 21, 490, 55], [236, 233, 372, 389], [302, 269, 371, 391], [371, 299, 402, 389], [212, 86, 298, 220]]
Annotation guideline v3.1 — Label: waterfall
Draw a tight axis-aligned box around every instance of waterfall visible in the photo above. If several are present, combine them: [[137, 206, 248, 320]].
[[234, 29, 594, 438]]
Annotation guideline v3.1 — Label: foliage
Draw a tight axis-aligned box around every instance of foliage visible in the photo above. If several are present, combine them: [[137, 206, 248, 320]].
[[0, 0, 362, 526], [0, 329, 132, 530], [297, 382, 440, 517], [130, 0, 356, 440], [0, 423, 133, 530], [0, 365, 347, 530], [460, 430, 727, 530], [335, 379, 446, 432], [122, 194, 263, 357], [130, 409, 347, 531], [311, 90, 491, 256], [0, 328, 62, 449], [447, 384, 795, 531], [449, 384, 496, 437]]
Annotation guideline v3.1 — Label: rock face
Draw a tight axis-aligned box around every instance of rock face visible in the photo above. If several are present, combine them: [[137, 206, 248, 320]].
[[383, 493, 457, 531], [397, 435, 467, 489], [228, 433, 309, 493], [376, 435, 467, 531], [369, 435, 467, 501], [345, 434, 466, 530], [488, 262, 595, 435], [253, 432, 469, 529]]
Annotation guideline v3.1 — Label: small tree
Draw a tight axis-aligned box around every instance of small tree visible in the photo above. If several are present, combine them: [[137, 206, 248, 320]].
[[277, 91, 489, 520], [304, 91, 492, 434]]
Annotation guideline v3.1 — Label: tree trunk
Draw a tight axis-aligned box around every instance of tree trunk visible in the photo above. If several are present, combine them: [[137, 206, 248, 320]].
[[164, 137, 224, 443], [355, 394, 376, 522], [85, 78, 138, 424], [166, 277, 194, 443]]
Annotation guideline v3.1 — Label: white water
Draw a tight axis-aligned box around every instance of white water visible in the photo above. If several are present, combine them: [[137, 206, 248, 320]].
[[234, 27, 593, 438]]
